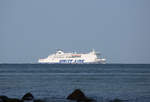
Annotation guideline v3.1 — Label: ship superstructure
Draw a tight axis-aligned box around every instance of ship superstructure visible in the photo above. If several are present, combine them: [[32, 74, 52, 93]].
[[38, 50, 106, 64]]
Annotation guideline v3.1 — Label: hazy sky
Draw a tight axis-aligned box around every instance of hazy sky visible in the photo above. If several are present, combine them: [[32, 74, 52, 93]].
[[0, 0, 150, 63]]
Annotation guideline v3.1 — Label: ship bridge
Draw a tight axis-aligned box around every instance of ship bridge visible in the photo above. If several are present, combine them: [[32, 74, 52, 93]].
[[56, 50, 64, 55]]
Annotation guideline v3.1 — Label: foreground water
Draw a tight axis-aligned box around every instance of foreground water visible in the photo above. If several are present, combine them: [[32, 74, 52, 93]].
[[0, 64, 150, 102]]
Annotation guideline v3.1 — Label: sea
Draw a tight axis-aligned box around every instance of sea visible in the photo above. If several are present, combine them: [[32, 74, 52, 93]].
[[0, 64, 150, 102]]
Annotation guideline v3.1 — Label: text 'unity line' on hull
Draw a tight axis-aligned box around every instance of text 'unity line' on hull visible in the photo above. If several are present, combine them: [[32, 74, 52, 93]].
[[38, 50, 106, 64]]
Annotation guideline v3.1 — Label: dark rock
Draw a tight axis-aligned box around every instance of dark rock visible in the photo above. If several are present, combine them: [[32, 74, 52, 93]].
[[67, 89, 86, 100], [22, 93, 34, 102], [34, 99, 44, 102], [109, 98, 128, 102], [7, 98, 20, 102], [0, 96, 9, 102], [113, 99, 122, 102], [67, 89, 94, 102], [0, 96, 20, 102]]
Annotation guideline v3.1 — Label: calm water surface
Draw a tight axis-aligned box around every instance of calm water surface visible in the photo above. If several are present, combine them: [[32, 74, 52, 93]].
[[0, 64, 150, 102]]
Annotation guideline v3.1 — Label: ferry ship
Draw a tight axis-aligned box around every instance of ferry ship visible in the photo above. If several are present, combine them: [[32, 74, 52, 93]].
[[38, 50, 106, 64]]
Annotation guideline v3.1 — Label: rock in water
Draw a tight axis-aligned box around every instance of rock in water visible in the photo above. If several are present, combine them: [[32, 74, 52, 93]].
[[0, 96, 9, 102], [34, 99, 44, 102], [0, 96, 20, 102], [113, 99, 122, 102], [109, 98, 126, 102], [8, 98, 20, 102], [67, 89, 85, 100], [67, 89, 94, 102], [22, 93, 34, 102]]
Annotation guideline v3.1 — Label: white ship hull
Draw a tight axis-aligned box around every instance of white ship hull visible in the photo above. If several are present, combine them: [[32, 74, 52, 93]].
[[38, 50, 106, 64]]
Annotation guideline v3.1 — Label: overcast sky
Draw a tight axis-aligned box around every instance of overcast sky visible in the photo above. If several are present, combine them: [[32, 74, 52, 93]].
[[0, 0, 150, 63]]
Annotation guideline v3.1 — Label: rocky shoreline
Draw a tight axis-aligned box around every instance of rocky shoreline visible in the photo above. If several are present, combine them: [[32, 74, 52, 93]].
[[0, 89, 128, 102]]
